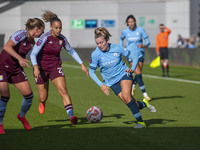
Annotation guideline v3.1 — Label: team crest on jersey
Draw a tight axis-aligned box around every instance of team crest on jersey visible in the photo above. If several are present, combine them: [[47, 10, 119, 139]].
[[137, 32, 140, 35], [114, 53, 118, 56], [59, 40, 63, 45], [0, 75, 3, 81], [89, 57, 92, 64], [36, 39, 42, 46]]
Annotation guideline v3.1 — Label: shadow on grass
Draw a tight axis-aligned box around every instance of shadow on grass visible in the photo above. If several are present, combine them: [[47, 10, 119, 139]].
[[35, 116, 176, 130], [123, 118, 176, 127], [1, 125, 199, 150], [44, 114, 176, 128], [47, 114, 126, 125], [0, 116, 198, 150], [151, 96, 185, 101]]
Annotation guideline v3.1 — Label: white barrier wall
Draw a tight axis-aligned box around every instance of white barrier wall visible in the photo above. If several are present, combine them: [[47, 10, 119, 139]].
[[0, 4, 21, 44], [0, 0, 194, 48], [166, 0, 190, 47]]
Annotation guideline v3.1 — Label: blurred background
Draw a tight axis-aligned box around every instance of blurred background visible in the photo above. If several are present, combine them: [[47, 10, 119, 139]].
[[0, 0, 200, 67]]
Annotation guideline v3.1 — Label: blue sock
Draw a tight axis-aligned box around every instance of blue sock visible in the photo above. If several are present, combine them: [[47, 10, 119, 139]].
[[136, 74, 146, 93], [127, 99, 143, 122], [0, 96, 9, 124], [133, 77, 137, 85], [65, 104, 74, 119], [20, 93, 33, 118], [137, 101, 147, 110]]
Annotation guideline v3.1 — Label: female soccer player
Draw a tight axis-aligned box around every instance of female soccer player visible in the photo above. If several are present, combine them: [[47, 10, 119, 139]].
[[89, 27, 156, 128], [30, 10, 89, 125], [0, 18, 45, 134], [120, 15, 151, 101]]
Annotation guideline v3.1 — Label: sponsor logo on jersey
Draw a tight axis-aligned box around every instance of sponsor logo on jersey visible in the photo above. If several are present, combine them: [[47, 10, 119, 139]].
[[128, 37, 140, 41], [102, 58, 119, 66], [0, 75, 3, 81], [36, 39, 43, 46], [59, 40, 63, 45]]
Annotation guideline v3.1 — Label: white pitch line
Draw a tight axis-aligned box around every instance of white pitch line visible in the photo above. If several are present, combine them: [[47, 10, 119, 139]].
[[62, 64, 200, 85], [143, 74, 200, 84]]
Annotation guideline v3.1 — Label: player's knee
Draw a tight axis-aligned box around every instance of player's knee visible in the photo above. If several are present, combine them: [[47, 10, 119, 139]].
[[58, 87, 68, 96], [23, 92, 33, 104], [24, 92, 33, 100], [121, 93, 131, 102], [38, 92, 48, 102]]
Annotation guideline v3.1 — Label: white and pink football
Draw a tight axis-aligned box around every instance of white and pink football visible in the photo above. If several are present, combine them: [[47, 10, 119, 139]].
[[86, 106, 103, 123]]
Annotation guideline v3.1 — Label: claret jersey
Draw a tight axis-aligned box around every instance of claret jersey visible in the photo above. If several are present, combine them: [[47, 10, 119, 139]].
[[0, 30, 33, 73], [31, 30, 82, 71]]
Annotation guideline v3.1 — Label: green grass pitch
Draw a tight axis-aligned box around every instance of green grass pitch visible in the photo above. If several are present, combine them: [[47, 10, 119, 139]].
[[0, 61, 200, 150]]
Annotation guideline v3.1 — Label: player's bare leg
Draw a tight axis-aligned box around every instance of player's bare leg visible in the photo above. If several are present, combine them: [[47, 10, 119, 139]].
[[120, 80, 146, 128], [134, 62, 151, 101], [36, 81, 49, 114], [14, 81, 33, 130], [52, 77, 78, 124], [0, 82, 10, 134]]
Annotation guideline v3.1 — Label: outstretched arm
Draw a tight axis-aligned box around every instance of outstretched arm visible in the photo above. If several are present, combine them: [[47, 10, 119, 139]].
[[63, 36, 89, 77], [80, 63, 89, 77], [89, 69, 110, 95]]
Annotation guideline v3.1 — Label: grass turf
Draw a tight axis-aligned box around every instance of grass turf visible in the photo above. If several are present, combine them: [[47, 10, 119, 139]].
[[0, 61, 200, 150]]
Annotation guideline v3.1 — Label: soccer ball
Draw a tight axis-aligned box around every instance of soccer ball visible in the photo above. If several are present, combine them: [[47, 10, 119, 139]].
[[86, 106, 103, 123]]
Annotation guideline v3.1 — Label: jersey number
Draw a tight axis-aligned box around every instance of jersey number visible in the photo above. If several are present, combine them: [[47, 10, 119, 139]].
[[57, 67, 64, 76]]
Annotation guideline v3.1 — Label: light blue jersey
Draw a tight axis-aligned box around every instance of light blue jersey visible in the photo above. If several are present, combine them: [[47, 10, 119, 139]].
[[89, 44, 138, 87], [120, 26, 150, 58]]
